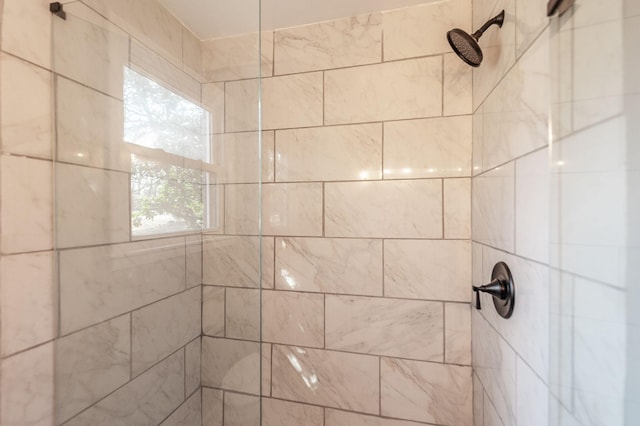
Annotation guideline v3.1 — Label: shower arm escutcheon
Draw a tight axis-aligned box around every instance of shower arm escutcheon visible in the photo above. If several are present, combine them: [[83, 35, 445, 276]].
[[472, 261, 515, 319]]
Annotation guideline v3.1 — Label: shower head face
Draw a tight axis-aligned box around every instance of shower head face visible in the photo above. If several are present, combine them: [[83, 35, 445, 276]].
[[447, 28, 483, 67]]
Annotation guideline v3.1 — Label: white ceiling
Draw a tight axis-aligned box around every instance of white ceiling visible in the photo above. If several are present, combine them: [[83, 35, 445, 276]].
[[158, 0, 442, 40]]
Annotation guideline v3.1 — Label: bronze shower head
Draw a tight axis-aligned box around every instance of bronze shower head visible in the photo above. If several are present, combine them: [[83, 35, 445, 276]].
[[447, 10, 505, 67]]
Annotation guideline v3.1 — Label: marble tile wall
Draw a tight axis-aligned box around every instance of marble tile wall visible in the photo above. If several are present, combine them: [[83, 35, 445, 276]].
[[201, 1, 474, 424], [0, 0, 205, 424]]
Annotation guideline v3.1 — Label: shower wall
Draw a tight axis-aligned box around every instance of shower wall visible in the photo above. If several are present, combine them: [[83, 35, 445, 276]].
[[470, 0, 552, 425], [200, 0, 476, 424], [0, 0, 205, 424]]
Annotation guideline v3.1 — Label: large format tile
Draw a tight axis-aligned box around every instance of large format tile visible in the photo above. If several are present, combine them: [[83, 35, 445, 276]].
[[262, 398, 323, 426], [263, 183, 323, 236], [262, 290, 324, 348], [224, 392, 260, 426], [225, 184, 260, 235], [131, 287, 201, 376], [53, 3, 129, 99], [0, 156, 53, 254], [0, 53, 52, 158], [225, 78, 260, 132], [381, 358, 473, 425], [472, 162, 515, 252], [1, 0, 52, 68], [226, 288, 260, 340], [326, 410, 426, 426], [325, 295, 443, 360], [324, 58, 442, 124], [56, 315, 131, 423], [383, 0, 471, 61], [384, 240, 471, 302], [203, 286, 225, 336], [201, 337, 260, 395], [275, 237, 383, 296], [203, 236, 273, 288], [0, 252, 55, 357], [182, 28, 202, 81], [271, 345, 379, 413], [0, 343, 54, 426], [211, 132, 275, 184], [202, 388, 223, 425], [56, 164, 129, 248], [202, 32, 273, 82], [445, 303, 472, 365], [160, 389, 202, 426], [186, 235, 202, 288], [276, 124, 382, 182], [59, 237, 186, 334], [274, 13, 382, 74], [384, 116, 472, 179], [444, 178, 471, 239], [185, 338, 201, 396], [56, 76, 127, 171], [65, 350, 184, 426], [443, 53, 473, 116], [516, 357, 549, 426], [202, 83, 225, 134], [325, 180, 442, 238], [262, 72, 324, 130]]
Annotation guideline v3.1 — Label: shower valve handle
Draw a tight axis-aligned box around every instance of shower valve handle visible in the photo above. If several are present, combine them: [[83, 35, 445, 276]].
[[471, 262, 516, 319], [472, 279, 507, 310]]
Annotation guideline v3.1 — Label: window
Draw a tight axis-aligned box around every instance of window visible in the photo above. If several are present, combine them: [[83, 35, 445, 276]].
[[123, 67, 218, 236]]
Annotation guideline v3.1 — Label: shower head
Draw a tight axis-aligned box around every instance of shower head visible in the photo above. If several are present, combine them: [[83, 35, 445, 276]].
[[447, 10, 505, 67]]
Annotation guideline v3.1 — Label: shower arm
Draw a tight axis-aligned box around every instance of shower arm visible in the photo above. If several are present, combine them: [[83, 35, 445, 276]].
[[471, 10, 505, 40]]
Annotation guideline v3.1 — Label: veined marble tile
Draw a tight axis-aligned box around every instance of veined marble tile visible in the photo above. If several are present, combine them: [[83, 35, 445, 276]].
[[182, 28, 203, 82], [472, 310, 516, 426], [516, 357, 549, 426], [203, 286, 225, 336], [0, 252, 54, 357], [480, 29, 549, 172], [383, 0, 471, 60], [472, 0, 517, 110], [226, 288, 261, 340], [0, 156, 53, 254], [0, 342, 54, 426], [202, 82, 225, 134], [271, 345, 379, 413], [81, 0, 183, 68], [202, 388, 223, 425], [53, 3, 129, 99], [325, 295, 443, 361], [276, 123, 382, 182], [202, 236, 273, 288], [56, 76, 128, 171], [160, 389, 202, 426], [224, 392, 260, 426], [211, 131, 275, 183], [131, 287, 200, 376], [56, 315, 131, 423], [443, 53, 473, 116], [444, 178, 471, 239], [325, 57, 442, 124], [445, 303, 471, 365], [65, 349, 184, 426], [325, 179, 442, 238], [263, 398, 323, 426], [384, 116, 472, 179], [185, 338, 201, 396], [59, 237, 186, 334], [481, 246, 549, 380], [484, 394, 506, 426], [262, 72, 323, 130], [225, 78, 260, 132], [225, 184, 261, 235], [472, 104, 484, 175], [274, 13, 382, 75], [262, 343, 272, 396], [201, 337, 260, 395], [473, 373, 483, 426], [262, 290, 324, 348], [472, 162, 515, 252], [0, 53, 52, 159], [202, 32, 274, 82], [263, 183, 323, 236], [384, 240, 471, 302], [1, 0, 51, 68], [515, 0, 549, 56], [186, 235, 202, 288], [56, 164, 129, 248], [515, 148, 549, 263], [275, 237, 383, 296], [130, 40, 200, 102], [381, 358, 472, 425], [325, 409, 426, 426]]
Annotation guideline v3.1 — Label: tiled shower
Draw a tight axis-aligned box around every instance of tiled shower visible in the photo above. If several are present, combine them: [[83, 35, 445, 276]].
[[0, 0, 637, 425]]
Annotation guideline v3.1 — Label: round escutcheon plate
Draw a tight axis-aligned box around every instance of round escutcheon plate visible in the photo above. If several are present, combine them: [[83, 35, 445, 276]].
[[491, 262, 515, 319]]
